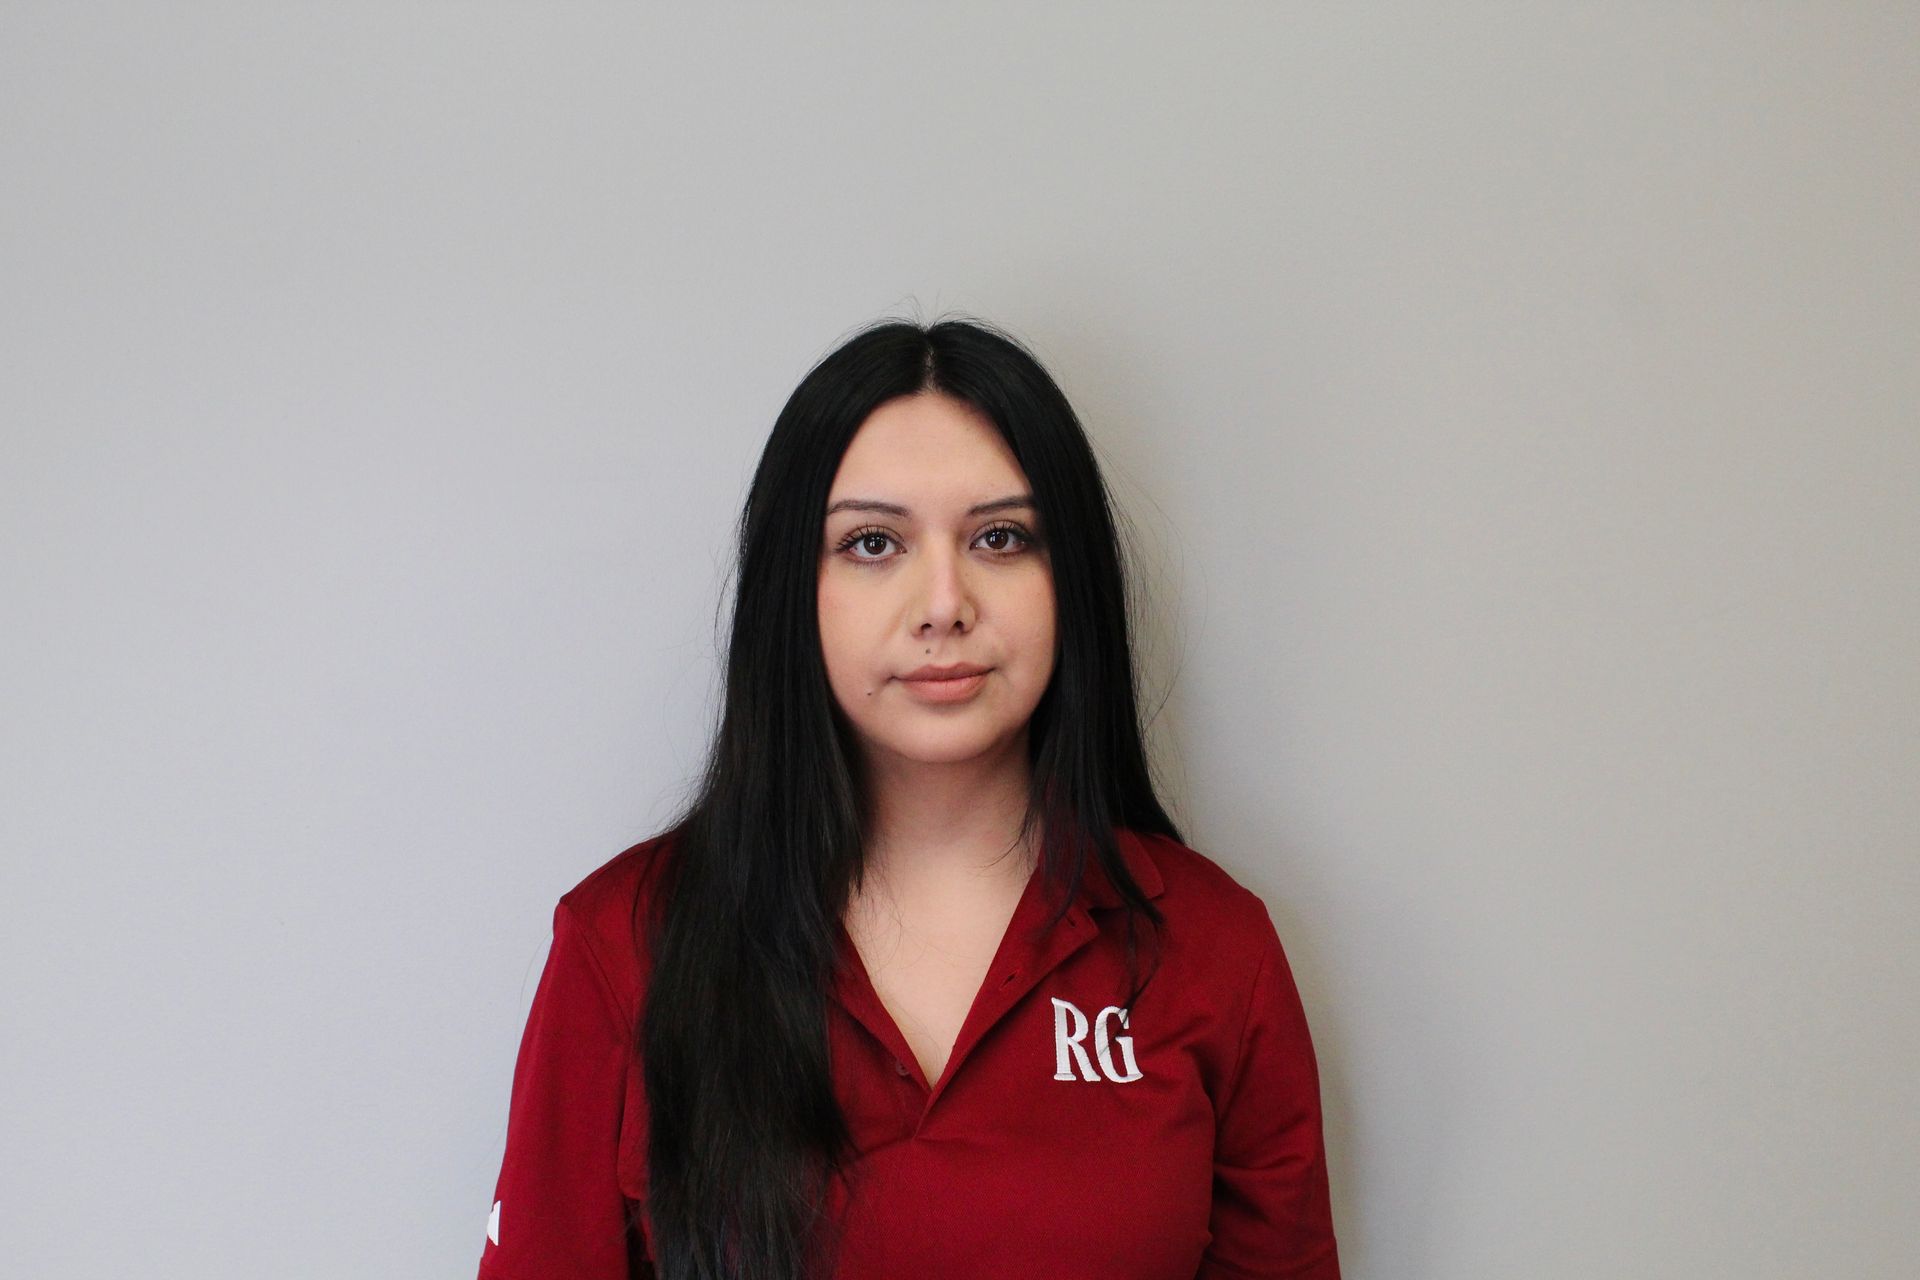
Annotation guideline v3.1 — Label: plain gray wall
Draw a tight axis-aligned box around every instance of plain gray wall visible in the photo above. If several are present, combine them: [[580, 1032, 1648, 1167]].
[[3, 4, 1914, 1277]]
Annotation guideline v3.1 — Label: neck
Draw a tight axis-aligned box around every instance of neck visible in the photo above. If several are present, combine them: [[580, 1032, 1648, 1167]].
[[858, 734, 1039, 892]]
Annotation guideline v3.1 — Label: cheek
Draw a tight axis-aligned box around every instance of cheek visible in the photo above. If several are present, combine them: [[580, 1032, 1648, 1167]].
[[816, 576, 879, 689], [1017, 577, 1058, 675], [815, 580, 847, 674]]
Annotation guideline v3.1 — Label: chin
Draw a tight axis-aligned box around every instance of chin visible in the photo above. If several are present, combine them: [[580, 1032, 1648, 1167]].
[[882, 722, 1027, 765]]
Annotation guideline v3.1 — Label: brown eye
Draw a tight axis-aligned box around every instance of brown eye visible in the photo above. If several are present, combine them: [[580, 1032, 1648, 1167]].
[[835, 527, 900, 561], [979, 523, 1039, 554]]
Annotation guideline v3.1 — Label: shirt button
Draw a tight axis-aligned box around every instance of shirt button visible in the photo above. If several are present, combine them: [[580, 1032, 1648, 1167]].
[[893, 1059, 910, 1076]]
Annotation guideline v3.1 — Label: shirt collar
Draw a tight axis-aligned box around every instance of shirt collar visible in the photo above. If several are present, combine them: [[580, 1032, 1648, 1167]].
[[1075, 826, 1166, 910]]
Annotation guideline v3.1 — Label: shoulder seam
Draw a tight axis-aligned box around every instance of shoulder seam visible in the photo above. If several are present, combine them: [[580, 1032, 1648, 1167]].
[[1217, 904, 1276, 1117], [553, 897, 632, 1043]]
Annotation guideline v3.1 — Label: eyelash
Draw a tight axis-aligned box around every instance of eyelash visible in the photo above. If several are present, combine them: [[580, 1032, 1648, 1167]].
[[833, 522, 1041, 564]]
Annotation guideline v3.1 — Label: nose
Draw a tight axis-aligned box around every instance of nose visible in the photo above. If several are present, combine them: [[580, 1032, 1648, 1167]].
[[914, 540, 977, 636]]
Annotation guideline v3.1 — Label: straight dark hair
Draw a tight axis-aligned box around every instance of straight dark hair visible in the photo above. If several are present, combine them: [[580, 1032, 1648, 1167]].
[[633, 315, 1182, 1280]]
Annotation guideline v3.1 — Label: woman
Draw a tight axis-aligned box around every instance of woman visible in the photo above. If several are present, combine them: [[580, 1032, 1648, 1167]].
[[476, 317, 1341, 1279]]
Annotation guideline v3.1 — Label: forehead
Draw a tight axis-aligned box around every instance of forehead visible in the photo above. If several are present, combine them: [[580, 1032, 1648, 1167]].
[[825, 394, 1028, 509]]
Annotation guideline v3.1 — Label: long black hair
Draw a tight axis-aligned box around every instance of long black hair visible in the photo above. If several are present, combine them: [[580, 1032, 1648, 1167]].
[[634, 315, 1182, 1280]]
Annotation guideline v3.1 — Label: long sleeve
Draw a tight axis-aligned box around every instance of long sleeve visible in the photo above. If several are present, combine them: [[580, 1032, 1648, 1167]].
[[1197, 905, 1341, 1279], [477, 898, 648, 1279]]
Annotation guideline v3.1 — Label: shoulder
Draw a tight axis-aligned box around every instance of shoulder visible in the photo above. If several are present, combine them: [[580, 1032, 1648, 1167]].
[[1129, 828, 1276, 931], [1123, 827, 1291, 985], [547, 828, 680, 1026], [556, 827, 677, 925]]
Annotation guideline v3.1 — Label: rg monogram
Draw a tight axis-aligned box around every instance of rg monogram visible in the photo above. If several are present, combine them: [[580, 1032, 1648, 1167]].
[[1051, 996, 1144, 1082]]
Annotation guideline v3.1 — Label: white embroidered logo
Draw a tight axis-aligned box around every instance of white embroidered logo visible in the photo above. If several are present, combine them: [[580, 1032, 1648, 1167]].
[[1051, 996, 1144, 1082], [488, 1199, 500, 1246]]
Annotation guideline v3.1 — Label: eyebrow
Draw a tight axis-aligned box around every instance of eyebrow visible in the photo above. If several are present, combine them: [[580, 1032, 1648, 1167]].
[[824, 494, 1037, 519]]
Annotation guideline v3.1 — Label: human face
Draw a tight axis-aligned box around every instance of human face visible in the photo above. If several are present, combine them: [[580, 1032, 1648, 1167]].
[[817, 392, 1056, 771]]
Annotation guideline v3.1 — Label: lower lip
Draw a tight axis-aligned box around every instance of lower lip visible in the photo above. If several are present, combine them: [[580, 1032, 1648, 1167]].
[[899, 672, 989, 703]]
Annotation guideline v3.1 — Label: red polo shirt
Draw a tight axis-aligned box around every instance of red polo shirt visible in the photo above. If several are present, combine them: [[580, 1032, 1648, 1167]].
[[476, 827, 1341, 1278]]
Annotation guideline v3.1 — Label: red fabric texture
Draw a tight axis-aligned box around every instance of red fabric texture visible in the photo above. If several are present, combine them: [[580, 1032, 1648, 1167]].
[[476, 827, 1340, 1279]]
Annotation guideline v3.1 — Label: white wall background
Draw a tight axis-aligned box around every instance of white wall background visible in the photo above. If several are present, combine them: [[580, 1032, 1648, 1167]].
[[3, 4, 1914, 1277]]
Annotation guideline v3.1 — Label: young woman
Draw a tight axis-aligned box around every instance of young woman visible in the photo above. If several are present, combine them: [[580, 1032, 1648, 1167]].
[[475, 317, 1341, 1280]]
